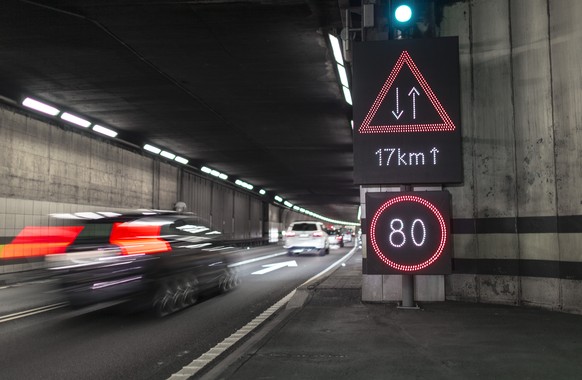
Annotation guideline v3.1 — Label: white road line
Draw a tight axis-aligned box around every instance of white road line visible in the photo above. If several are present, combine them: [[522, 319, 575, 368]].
[[168, 290, 296, 379], [167, 246, 358, 379], [0, 302, 68, 323], [228, 251, 287, 267]]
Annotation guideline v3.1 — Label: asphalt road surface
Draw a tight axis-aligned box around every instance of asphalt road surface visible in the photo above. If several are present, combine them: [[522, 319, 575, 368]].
[[0, 243, 354, 379]]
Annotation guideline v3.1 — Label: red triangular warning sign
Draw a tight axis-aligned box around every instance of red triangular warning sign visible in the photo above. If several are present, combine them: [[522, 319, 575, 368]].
[[359, 50, 456, 134]]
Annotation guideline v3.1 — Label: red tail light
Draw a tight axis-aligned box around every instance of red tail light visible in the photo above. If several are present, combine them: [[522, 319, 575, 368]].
[[110, 223, 171, 255], [312, 232, 323, 237], [286, 232, 296, 237]]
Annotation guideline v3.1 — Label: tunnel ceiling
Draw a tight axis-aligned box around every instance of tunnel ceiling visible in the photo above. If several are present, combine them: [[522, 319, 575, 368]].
[[0, 0, 360, 223]]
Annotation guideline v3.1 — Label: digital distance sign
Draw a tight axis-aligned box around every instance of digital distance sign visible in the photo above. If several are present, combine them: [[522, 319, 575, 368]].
[[353, 37, 462, 185], [364, 191, 452, 275]]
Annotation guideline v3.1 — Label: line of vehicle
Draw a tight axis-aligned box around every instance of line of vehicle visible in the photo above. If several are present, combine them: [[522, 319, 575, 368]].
[[228, 251, 287, 267], [167, 247, 358, 379], [0, 302, 68, 324]]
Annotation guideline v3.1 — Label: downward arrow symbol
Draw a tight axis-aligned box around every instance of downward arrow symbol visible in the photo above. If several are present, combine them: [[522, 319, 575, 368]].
[[392, 87, 404, 119], [252, 260, 298, 275]]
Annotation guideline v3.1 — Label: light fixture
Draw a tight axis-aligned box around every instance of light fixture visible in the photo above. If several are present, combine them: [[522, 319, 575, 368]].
[[144, 144, 161, 154], [328, 34, 344, 65], [61, 112, 91, 128], [283, 201, 293, 208], [235, 179, 254, 190], [274, 195, 283, 203], [160, 151, 176, 160], [394, 4, 413, 23], [337, 64, 349, 87], [259, 189, 266, 195], [218, 173, 228, 180], [201, 166, 212, 174], [22, 97, 60, 116], [92, 124, 118, 137], [174, 156, 189, 165], [342, 86, 353, 105]]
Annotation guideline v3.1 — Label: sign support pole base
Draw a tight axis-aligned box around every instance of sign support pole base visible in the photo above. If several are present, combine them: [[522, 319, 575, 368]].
[[397, 274, 420, 310]]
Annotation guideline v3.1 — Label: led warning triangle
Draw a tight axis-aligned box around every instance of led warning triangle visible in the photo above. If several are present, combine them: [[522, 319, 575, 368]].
[[359, 50, 456, 134]]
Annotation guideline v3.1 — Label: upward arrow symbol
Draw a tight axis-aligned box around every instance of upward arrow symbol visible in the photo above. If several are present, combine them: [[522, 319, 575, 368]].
[[408, 87, 420, 120]]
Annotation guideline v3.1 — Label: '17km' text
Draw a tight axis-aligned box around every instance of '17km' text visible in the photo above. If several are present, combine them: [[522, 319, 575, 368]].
[[375, 147, 440, 166]]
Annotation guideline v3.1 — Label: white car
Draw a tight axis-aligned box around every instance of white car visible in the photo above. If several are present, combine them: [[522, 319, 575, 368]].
[[284, 221, 330, 256]]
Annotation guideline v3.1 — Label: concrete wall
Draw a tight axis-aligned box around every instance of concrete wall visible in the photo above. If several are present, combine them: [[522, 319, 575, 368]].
[[0, 105, 269, 274], [443, 0, 582, 313], [363, 0, 582, 314]]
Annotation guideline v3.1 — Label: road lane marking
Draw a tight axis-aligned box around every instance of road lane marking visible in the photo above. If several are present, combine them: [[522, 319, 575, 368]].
[[0, 302, 68, 323], [228, 251, 287, 267], [168, 290, 296, 379], [251, 260, 297, 275], [168, 246, 358, 379]]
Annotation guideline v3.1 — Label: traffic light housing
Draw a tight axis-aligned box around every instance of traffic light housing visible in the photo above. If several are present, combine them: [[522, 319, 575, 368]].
[[390, 1, 415, 39], [393, 3, 413, 23], [390, 0, 436, 39]]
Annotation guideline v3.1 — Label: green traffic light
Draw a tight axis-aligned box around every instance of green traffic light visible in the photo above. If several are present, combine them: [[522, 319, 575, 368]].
[[394, 5, 412, 23]]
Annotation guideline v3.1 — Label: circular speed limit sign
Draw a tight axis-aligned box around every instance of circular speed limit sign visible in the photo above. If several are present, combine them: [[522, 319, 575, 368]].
[[365, 191, 452, 275]]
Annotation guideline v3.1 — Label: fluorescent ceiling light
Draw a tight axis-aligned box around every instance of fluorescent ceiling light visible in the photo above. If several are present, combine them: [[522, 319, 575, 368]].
[[342, 86, 353, 105], [259, 189, 266, 195], [274, 195, 283, 203], [174, 156, 189, 165], [283, 201, 293, 208], [210, 170, 220, 177], [201, 166, 212, 174], [144, 144, 161, 154], [22, 97, 60, 116], [337, 64, 349, 87], [293, 205, 300, 211], [328, 34, 344, 65], [61, 112, 91, 128], [93, 124, 118, 137], [160, 150, 176, 160], [218, 173, 228, 180], [235, 179, 253, 190]]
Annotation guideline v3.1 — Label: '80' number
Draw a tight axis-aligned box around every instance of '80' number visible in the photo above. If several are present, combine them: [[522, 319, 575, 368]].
[[389, 219, 427, 248]]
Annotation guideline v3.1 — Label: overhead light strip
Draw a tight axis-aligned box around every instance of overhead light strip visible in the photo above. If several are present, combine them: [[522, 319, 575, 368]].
[[93, 124, 118, 137], [61, 112, 91, 128], [22, 97, 60, 116], [21, 95, 355, 225]]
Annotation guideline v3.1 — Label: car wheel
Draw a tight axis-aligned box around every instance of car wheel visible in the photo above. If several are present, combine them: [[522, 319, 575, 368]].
[[181, 274, 199, 306], [220, 268, 239, 293], [287, 250, 294, 256], [319, 248, 327, 256], [152, 281, 175, 317]]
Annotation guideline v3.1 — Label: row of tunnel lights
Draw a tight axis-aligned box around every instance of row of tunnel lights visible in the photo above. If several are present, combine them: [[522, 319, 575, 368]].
[[20, 96, 358, 226]]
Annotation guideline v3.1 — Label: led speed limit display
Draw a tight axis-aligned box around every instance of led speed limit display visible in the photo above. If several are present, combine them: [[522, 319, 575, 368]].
[[365, 191, 452, 275]]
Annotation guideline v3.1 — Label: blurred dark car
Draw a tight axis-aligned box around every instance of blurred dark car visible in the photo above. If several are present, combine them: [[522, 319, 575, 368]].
[[326, 229, 344, 248], [45, 212, 239, 316]]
